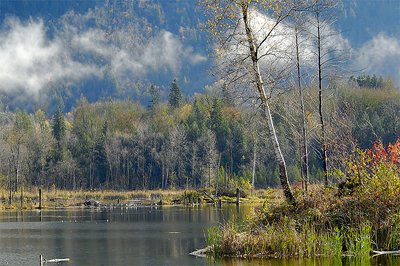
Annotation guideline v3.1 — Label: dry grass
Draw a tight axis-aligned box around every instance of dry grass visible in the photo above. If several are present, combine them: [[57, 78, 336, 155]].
[[209, 217, 348, 258], [207, 184, 400, 259], [0, 187, 270, 210], [0, 188, 192, 209]]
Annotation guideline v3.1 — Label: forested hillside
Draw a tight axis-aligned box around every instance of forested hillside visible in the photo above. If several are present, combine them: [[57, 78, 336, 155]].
[[0, 0, 210, 112]]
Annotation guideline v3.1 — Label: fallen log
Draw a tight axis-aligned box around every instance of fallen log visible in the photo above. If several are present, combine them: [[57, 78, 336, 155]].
[[40, 255, 70, 265], [201, 191, 216, 204], [189, 246, 212, 258], [46, 258, 70, 263], [372, 250, 400, 256]]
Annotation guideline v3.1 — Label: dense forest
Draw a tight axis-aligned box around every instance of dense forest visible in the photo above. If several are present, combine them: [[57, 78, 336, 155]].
[[0, 74, 397, 196]]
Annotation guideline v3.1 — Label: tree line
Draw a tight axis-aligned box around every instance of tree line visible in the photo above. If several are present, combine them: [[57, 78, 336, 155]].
[[0, 75, 397, 198]]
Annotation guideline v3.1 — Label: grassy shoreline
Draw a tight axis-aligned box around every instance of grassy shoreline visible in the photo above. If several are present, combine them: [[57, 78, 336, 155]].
[[0, 187, 271, 210], [205, 185, 400, 259], [204, 143, 400, 260]]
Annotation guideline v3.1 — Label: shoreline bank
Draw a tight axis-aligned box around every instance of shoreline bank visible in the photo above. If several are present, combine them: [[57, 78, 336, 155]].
[[0, 188, 271, 210]]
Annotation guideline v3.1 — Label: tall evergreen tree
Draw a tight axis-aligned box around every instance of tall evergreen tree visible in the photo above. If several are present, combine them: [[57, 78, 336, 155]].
[[148, 84, 160, 111], [52, 107, 66, 162], [94, 120, 108, 184], [221, 83, 233, 106], [169, 79, 182, 109], [210, 97, 228, 152]]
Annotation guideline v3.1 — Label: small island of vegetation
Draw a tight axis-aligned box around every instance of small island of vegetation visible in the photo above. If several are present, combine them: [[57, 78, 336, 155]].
[[206, 140, 400, 258], [198, 0, 400, 261]]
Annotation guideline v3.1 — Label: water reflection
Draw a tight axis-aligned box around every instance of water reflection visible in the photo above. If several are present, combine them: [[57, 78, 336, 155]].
[[0, 205, 245, 265], [221, 255, 400, 266], [0, 205, 398, 265], [220, 254, 399, 266]]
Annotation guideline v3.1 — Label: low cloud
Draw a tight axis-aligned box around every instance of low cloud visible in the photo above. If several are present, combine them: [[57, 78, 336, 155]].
[[352, 33, 400, 84], [0, 12, 207, 102], [0, 18, 99, 100]]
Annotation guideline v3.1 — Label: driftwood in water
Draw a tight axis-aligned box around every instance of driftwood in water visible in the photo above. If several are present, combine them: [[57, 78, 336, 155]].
[[40, 255, 70, 265], [46, 258, 70, 263], [372, 250, 400, 256], [201, 191, 216, 204], [189, 246, 212, 258], [83, 199, 100, 207]]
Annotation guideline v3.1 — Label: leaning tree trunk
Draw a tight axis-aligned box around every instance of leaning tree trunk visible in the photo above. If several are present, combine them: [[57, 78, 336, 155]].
[[241, 4, 295, 203], [261, 101, 296, 203]]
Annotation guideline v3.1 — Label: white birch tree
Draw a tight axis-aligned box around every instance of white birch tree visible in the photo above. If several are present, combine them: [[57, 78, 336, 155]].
[[201, 0, 297, 202]]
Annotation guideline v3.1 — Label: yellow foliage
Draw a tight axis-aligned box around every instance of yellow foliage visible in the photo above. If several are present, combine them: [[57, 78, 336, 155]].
[[65, 120, 72, 129], [179, 104, 193, 120], [200, 0, 292, 66]]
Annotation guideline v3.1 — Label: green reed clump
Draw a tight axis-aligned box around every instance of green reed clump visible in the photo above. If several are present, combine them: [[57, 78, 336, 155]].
[[381, 210, 400, 250], [206, 226, 222, 256], [323, 227, 344, 257], [268, 217, 300, 257], [345, 222, 373, 257], [304, 222, 317, 257], [301, 223, 345, 258]]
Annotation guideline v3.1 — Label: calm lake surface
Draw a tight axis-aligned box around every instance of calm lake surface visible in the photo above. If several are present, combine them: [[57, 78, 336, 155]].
[[0, 204, 245, 265], [0, 205, 398, 265]]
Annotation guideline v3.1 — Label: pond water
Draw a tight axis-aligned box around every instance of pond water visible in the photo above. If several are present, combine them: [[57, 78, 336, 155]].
[[0, 204, 245, 265], [0, 205, 398, 265]]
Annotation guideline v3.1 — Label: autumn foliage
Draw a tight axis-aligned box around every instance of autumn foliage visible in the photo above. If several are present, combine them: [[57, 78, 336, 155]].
[[343, 140, 400, 203]]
